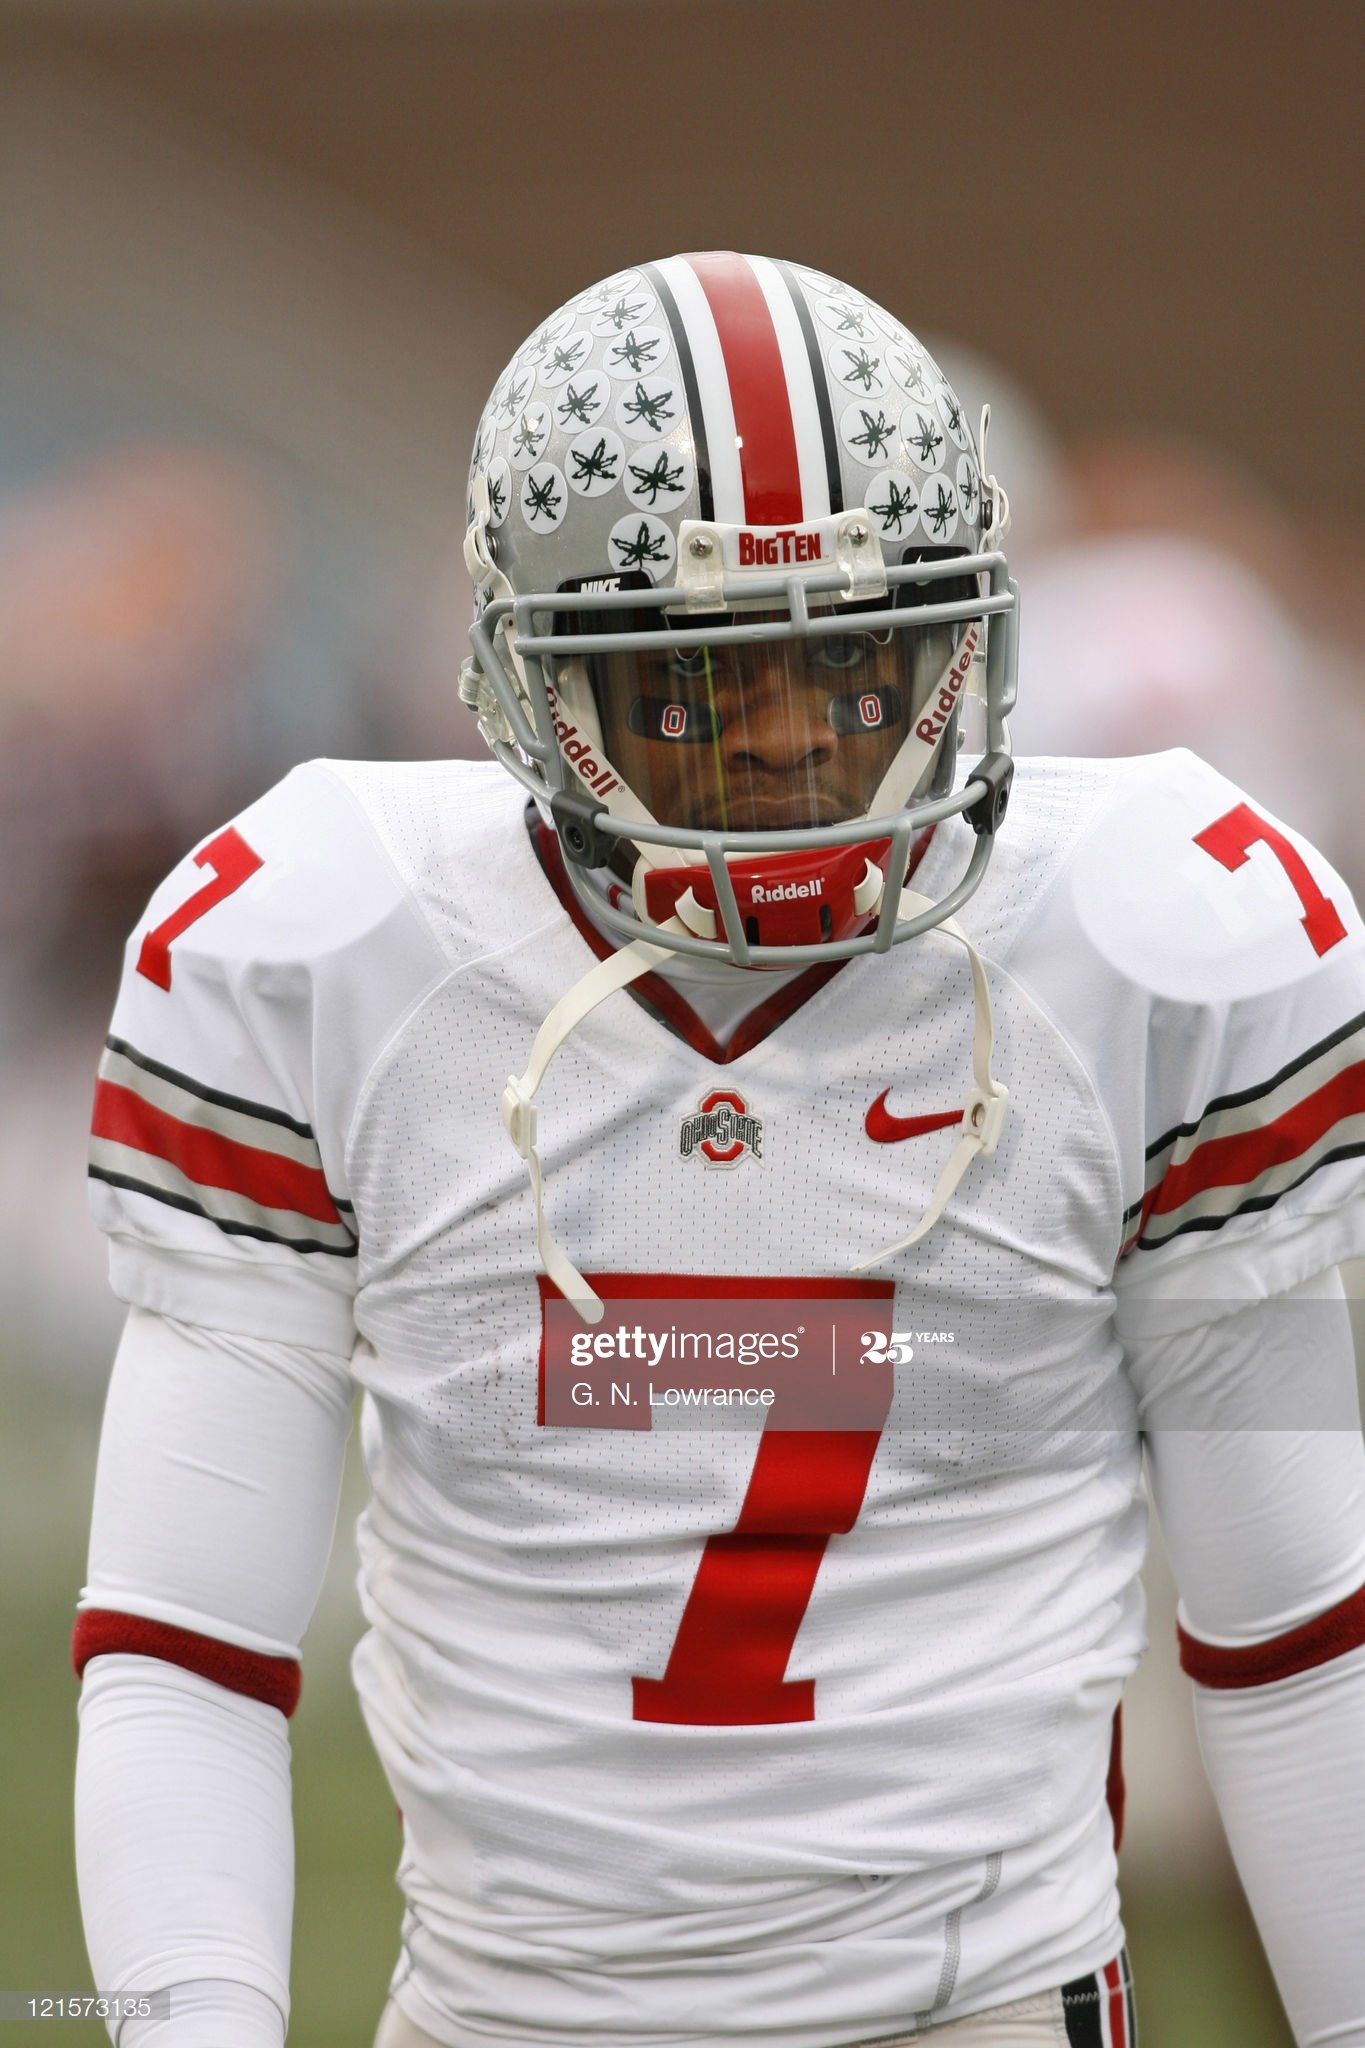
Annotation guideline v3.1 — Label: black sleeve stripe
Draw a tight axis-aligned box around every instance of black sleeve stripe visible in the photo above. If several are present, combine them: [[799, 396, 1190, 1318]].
[[1127, 1140, 1365, 1252], [1144, 1008, 1365, 1161], [105, 1034, 317, 1140], [89, 1166, 359, 1258]]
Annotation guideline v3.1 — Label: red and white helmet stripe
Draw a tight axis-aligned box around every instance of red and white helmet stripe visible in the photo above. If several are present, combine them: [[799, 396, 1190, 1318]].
[[646, 252, 840, 527]]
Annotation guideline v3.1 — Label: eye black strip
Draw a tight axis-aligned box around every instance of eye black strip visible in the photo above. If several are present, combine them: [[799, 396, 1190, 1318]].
[[626, 695, 722, 744], [771, 257, 844, 516], [642, 261, 714, 522], [827, 685, 904, 736]]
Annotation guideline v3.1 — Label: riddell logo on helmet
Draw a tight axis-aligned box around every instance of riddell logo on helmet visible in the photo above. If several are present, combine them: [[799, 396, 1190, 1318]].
[[914, 622, 980, 744], [737, 529, 825, 566], [546, 687, 622, 799], [751, 877, 823, 904]]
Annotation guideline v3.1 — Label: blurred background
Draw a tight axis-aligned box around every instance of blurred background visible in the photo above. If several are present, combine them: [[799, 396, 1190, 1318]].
[[1, 2, 1362, 2042]]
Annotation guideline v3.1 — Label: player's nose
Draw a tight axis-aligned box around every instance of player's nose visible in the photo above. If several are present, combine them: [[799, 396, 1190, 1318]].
[[722, 645, 837, 773], [725, 675, 837, 773]]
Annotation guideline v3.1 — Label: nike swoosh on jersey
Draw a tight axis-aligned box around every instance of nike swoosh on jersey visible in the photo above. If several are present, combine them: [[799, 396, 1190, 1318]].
[[865, 1092, 965, 1144]]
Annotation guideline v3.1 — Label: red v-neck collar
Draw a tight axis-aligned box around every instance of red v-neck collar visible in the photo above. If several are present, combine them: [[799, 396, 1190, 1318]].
[[530, 815, 935, 1067]]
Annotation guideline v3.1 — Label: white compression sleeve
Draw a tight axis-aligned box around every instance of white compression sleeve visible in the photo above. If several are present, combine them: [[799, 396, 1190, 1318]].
[[80, 1306, 355, 1651], [1138, 1273, 1365, 2047], [75, 1308, 355, 2044], [77, 1660, 293, 2046], [119, 1983, 288, 2048], [1194, 1648, 1365, 2048]]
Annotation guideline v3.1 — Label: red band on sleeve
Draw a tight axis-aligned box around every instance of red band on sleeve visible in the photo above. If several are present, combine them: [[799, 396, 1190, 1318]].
[[72, 1608, 302, 1717], [1178, 1578, 1365, 1690]]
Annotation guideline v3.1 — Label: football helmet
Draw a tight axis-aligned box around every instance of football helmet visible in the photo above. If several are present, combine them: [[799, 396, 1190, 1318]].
[[461, 252, 1017, 968]]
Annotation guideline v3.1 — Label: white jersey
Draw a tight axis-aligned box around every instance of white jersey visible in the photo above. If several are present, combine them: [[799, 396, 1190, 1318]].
[[89, 750, 1365, 2046]]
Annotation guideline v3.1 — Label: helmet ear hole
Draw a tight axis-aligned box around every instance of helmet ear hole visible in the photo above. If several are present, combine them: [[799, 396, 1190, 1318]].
[[550, 791, 613, 868]]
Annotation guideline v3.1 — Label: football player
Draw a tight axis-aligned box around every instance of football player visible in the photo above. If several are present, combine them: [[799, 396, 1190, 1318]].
[[76, 254, 1365, 2047]]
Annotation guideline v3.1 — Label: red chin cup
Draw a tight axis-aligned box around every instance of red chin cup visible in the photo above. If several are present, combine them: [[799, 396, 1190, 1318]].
[[642, 838, 892, 947]]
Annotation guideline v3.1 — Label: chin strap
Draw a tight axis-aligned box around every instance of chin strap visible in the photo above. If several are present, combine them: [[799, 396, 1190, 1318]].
[[852, 890, 1008, 1272], [501, 893, 1007, 1325], [500, 926, 684, 1324]]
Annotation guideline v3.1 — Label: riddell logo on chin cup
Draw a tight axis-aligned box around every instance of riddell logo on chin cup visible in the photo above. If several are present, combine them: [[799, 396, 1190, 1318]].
[[644, 840, 889, 946], [750, 878, 824, 904]]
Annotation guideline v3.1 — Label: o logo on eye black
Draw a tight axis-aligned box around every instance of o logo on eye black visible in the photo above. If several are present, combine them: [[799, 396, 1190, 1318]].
[[661, 704, 688, 738], [859, 693, 883, 728]]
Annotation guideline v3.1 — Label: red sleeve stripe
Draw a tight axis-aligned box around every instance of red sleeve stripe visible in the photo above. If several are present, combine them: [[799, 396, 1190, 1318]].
[[90, 1037, 356, 1256], [92, 1080, 345, 1229], [72, 1609, 301, 1717], [1147, 1008, 1365, 1167], [1151, 1061, 1365, 1219], [1123, 1014, 1365, 1254], [90, 1081, 356, 1253], [1122, 1133, 1365, 1256], [1178, 1578, 1365, 1689]]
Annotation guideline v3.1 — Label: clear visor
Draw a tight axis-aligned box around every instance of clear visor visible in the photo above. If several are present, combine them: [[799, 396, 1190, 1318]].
[[574, 587, 976, 835]]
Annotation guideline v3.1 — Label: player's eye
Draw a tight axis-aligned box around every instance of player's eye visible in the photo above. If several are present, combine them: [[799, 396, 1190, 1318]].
[[826, 686, 904, 735], [664, 646, 718, 682], [812, 634, 873, 674], [634, 645, 730, 690]]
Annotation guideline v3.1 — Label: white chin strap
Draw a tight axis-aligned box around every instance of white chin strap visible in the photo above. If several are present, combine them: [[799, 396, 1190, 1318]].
[[500, 890, 1007, 1326], [500, 923, 686, 1323], [850, 893, 1008, 1271]]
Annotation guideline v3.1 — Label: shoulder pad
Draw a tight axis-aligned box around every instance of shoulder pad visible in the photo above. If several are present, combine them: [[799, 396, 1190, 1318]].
[[1066, 750, 1362, 1005]]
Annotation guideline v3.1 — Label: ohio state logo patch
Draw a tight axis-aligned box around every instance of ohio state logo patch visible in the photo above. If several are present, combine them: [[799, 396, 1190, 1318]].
[[679, 1089, 763, 1167]]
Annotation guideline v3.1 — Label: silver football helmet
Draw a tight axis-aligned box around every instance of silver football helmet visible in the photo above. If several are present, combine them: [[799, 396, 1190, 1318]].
[[460, 251, 1017, 968]]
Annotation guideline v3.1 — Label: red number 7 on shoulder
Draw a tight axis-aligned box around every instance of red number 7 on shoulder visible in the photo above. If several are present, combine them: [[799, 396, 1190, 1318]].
[[136, 827, 263, 991], [1194, 801, 1347, 958]]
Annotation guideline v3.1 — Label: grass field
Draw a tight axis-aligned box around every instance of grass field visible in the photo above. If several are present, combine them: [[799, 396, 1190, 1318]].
[[2, 1375, 1291, 2048]]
